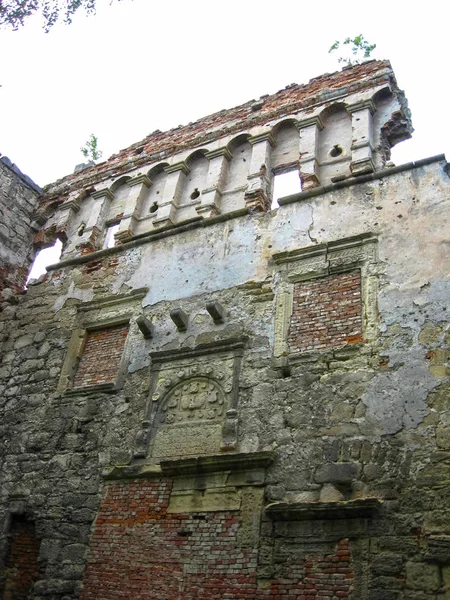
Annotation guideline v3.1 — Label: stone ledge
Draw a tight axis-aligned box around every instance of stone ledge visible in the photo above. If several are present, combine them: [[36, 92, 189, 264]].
[[65, 382, 116, 396], [160, 451, 275, 476], [265, 498, 381, 520], [278, 154, 447, 205], [102, 451, 275, 481]]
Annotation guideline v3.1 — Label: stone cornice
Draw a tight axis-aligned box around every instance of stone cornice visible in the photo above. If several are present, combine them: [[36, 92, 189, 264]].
[[346, 99, 376, 115], [248, 132, 276, 147], [127, 174, 152, 188], [164, 161, 190, 175], [91, 188, 114, 200], [205, 147, 233, 161], [296, 115, 324, 131]]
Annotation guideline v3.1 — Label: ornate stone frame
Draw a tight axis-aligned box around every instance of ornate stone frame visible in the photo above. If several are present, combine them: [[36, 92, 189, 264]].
[[272, 233, 378, 366], [57, 288, 148, 394], [133, 337, 247, 461]]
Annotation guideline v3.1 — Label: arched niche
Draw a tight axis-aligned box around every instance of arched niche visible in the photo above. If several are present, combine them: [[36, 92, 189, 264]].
[[271, 119, 299, 171], [223, 134, 252, 193], [141, 163, 169, 217], [108, 176, 132, 221], [318, 103, 352, 182], [179, 150, 209, 206]]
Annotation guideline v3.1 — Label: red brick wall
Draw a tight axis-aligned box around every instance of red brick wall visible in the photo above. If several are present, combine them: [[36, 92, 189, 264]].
[[80, 479, 354, 600], [1, 517, 41, 600], [73, 323, 128, 388], [288, 271, 362, 352]]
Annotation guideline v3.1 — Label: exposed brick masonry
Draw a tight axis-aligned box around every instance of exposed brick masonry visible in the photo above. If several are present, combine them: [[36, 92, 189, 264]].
[[80, 479, 353, 600], [0, 517, 41, 600], [73, 323, 128, 388], [288, 271, 362, 352]]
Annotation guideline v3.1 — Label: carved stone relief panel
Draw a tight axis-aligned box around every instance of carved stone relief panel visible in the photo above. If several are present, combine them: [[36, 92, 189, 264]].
[[134, 339, 245, 461]]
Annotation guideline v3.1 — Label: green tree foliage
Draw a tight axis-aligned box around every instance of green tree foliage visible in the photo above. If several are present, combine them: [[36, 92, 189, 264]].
[[329, 34, 376, 67], [80, 134, 103, 163], [0, 0, 122, 32]]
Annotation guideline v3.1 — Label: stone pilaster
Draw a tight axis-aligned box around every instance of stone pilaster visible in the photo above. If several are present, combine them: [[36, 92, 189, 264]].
[[296, 116, 323, 190], [196, 147, 232, 218], [115, 174, 152, 243], [77, 188, 114, 253], [346, 100, 376, 176], [55, 198, 80, 241], [153, 162, 189, 228], [245, 132, 275, 212]]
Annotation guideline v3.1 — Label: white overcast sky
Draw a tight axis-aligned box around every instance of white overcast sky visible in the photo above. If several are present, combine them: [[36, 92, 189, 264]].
[[1, 0, 448, 188]]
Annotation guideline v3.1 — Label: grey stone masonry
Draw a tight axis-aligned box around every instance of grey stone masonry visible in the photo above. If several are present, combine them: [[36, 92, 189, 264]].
[[0, 156, 42, 301]]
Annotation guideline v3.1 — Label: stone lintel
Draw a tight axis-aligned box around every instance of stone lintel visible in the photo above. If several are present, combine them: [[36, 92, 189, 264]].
[[91, 188, 114, 200], [248, 132, 276, 147], [346, 99, 376, 115], [127, 174, 152, 188], [160, 450, 276, 477], [164, 161, 190, 175], [296, 115, 324, 131], [205, 147, 232, 161], [265, 498, 381, 521], [65, 382, 116, 396]]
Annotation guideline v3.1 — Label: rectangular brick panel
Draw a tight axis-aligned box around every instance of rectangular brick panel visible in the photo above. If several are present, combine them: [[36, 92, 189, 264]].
[[1, 517, 41, 600], [288, 271, 362, 353], [73, 323, 128, 388], [80, 479, 354, 600]]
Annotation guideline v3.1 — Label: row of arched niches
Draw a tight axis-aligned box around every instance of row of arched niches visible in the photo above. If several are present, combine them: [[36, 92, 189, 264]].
[[55, 89, 395, 255]]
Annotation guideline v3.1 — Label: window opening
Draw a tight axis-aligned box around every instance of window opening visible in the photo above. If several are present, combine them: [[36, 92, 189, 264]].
[[190, 188, 200, 200], [272, 170, 301, 209], [27, 238, 63, 284], [150, 201, 159, 214], [104, 223, 120, 249]]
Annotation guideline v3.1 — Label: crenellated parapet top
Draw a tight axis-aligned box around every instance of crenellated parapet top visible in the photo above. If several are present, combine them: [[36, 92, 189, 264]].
[[36, 60, 412, 261]]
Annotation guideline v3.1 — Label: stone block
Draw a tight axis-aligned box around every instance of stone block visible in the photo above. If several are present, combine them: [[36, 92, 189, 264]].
[[405, 562, 441, 592], [315, 462, 361, 483]]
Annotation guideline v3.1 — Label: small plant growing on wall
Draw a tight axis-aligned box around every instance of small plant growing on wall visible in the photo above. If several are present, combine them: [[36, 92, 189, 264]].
[[80, 134, 103, 163], [329, 34, 376, 67]]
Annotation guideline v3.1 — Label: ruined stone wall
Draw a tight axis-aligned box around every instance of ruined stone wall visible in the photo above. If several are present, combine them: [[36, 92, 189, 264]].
[[0, 61, 449, 600], [0, 157, 41, 301]]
